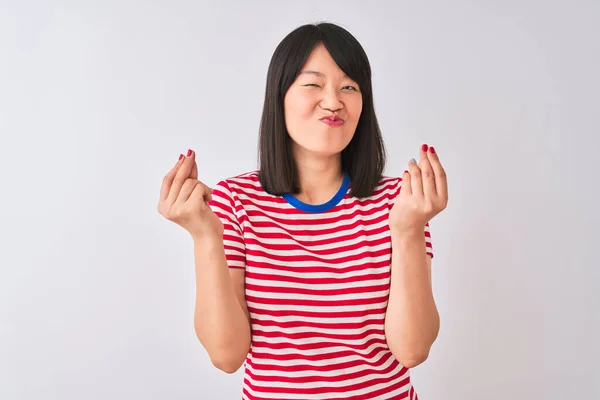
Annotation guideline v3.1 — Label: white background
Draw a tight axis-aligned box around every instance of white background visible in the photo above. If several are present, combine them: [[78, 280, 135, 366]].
[[1, 0, 598, 399]]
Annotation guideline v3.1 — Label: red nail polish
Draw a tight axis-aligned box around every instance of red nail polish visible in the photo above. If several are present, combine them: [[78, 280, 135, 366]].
[[429, 146, 436, 154], [179, 154, 184, 160], [404, 170, 409, 174], [187, 149, 192, 157], [422, 144, 429, 152]]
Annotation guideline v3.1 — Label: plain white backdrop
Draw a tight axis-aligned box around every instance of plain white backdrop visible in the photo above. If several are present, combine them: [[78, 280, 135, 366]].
[[1, 0, 599, 399]]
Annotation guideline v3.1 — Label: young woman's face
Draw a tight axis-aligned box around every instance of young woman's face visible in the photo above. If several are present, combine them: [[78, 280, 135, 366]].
[[284, 43, 363, 159]]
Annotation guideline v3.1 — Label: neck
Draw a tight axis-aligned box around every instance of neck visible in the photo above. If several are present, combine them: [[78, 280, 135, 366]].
[[293, 151, 344, 205]]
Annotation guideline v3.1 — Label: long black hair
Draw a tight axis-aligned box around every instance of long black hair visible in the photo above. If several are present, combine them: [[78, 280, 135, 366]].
[[258, 22, 386, 198]]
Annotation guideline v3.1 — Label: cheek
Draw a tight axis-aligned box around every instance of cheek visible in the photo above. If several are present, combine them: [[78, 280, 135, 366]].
[[347, 99, 363, 125], [295, 97, 318, 118], [285, 95, 317, 125]]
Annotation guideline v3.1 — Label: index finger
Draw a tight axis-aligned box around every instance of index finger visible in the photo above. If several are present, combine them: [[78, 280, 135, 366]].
[[190, 159, 198, 180], [419, 144, 436, 199], [160, 154, 185, 200], [166, 149, 196, 203], [427, 146, 448, 198]]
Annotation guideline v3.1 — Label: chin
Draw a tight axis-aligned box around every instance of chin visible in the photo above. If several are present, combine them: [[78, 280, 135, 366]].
[[309, 145, 348, 158], [291, 132, 354, 158]]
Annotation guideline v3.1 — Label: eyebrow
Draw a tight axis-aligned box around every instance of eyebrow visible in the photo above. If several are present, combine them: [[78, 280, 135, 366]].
[[299, 70, 349, 79]]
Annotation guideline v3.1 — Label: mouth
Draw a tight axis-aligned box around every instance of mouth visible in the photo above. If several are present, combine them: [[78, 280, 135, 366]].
[[319, 115, 345, 127], [320, 115, 344, 122]]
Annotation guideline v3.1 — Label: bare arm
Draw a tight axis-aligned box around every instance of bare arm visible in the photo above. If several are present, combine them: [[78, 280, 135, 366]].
[[385, 144, 447, 368], [193, 238, 251, 374], [158, 151, 250, 373], [384, 231, 439, 368]]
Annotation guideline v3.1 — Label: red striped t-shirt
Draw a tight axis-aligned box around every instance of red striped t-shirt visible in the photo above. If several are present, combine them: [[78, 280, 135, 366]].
[[208, 171, 433, 400]]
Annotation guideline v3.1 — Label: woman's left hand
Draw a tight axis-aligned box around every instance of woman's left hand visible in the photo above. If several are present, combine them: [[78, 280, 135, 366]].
[[389, 144, 448, 235]]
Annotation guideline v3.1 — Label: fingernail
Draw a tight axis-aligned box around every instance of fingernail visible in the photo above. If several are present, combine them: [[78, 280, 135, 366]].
[[178, 154, 184, 160], [404, 170, 409, 174], [409, 158, 416, 164], [187, 149, 193, 157], [422, 144, 429, 152], [429, 146, 436, 154]]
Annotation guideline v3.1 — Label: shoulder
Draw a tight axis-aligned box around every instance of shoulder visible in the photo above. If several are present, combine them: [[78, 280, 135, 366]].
[[211, 170, 264, 202], [372, 175, 404, 197], [367, 175, 404, 209], [209, 171, 260, 217], [377, 175, 403, 190], [213, 170, 260, 192]]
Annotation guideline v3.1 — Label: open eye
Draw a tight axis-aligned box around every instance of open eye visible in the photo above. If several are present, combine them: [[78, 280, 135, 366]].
[[342, 85, 358, 91]]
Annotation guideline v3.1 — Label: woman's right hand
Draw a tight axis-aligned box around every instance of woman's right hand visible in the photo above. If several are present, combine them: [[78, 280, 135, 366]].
[[158, 149, 224, 241]]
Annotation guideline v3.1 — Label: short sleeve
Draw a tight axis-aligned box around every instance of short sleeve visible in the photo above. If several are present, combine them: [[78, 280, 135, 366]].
[[388, 176, 434, 259], [208, 180, 246, 269], [424, 222, 434, 258]]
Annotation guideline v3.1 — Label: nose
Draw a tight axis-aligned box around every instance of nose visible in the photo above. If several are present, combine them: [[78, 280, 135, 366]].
[[320, 87, 343, 112]]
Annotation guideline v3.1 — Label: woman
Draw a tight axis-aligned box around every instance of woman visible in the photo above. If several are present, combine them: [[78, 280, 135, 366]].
[[158, 22, 448, 400]]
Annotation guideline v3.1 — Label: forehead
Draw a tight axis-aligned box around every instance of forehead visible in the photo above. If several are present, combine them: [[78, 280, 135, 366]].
[[299, 44, 348, 78]]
